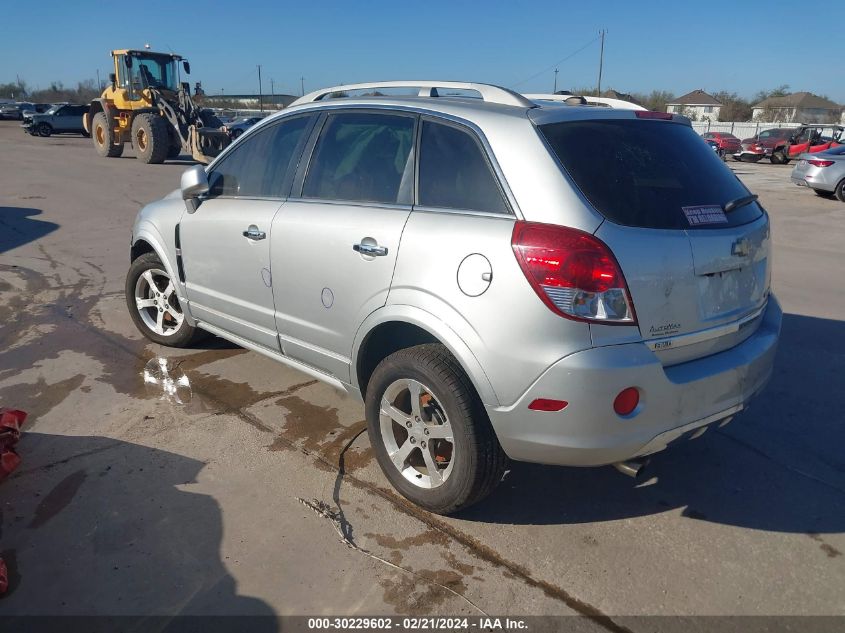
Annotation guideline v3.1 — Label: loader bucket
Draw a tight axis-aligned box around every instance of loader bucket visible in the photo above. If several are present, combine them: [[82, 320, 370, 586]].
[[189, 125, 231, 164]]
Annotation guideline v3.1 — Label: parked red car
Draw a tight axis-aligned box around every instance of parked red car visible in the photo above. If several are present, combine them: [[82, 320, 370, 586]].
[[734, 125, 844, 164], [702, 131, 741, 154]]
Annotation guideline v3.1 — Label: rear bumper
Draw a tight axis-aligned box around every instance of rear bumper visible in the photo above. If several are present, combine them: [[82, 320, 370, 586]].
[[486, 296, 782, 466], [792, 171, 836, 191]]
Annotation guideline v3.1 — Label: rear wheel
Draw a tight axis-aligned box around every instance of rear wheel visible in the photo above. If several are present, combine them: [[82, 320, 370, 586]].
[[36, 123, 52, 137], [92, 111, 123, 157], [131, 114, 170, 164], [365, 344, 507, 514], [770, 150, 788, 164], [835, 179, 845, 203], [126, 252, 198, 347]]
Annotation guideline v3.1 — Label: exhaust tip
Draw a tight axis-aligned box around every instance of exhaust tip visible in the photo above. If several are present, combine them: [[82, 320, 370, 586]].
[[614, 458, 650, 479]]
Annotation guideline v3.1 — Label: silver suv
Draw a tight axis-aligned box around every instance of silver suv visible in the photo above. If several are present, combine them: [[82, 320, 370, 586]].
[[126, 81, 781, 514]]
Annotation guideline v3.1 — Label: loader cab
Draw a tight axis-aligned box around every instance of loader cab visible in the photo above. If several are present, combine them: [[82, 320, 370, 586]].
[[111, 50, 185, 105]]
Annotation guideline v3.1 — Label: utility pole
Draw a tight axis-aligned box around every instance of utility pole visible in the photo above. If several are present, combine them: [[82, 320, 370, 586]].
[[257, 64, 263, 112], [300, 76, 305, 96], [96, 69, 101, 91], [270, 78, 275, 109], [553, 68, 559, 94], [596, 29, 606, 96]]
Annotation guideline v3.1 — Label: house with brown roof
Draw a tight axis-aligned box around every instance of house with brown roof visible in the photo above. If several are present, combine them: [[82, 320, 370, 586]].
[[665, 89, 722, 122], [751, 92, 842, 124]]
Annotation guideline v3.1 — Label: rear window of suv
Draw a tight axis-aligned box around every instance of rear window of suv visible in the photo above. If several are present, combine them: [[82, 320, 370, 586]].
[[539, 119, 764, 230]]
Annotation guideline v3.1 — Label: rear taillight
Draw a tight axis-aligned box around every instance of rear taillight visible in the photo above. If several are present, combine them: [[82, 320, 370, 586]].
[[512, 221, 636, 324], [808, 159, 834, 167]]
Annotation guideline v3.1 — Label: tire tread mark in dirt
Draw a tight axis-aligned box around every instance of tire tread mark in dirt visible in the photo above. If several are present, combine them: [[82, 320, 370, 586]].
[[297, 496, 488, 616]]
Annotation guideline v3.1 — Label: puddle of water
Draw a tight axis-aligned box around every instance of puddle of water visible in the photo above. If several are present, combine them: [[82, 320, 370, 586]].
[[143, 357, 192, 404]]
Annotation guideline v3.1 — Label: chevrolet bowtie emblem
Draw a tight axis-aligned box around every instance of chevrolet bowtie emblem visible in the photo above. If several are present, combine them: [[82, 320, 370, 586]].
[[731, 238, 750, 257]]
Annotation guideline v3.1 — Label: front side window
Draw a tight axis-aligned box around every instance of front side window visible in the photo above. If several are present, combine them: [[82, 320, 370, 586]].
[[417, 120, 508, 213], [303, 112, 415, 205], [134, 57, 177, 91], [208, 115, 311, 198]]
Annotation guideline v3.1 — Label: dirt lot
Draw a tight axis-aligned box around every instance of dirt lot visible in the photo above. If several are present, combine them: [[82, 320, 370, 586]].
[[1, 122, 843, 626]]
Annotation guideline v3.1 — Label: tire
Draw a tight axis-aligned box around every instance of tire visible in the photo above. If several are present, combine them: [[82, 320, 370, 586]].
[[37, 123, 52, 137], [131, 113, 170, 164], [167, 141, 182, 159], [732, 155, 742, 162], [813, 189, 835, 198], [770, 150, 787, 165], [92, 111, 123, 157], [365, 344, 507, 514], [231, 128, 243, 139], [125, 252, 198, 347], [747, 155, 763, 163], [835, 179, 845, 203]]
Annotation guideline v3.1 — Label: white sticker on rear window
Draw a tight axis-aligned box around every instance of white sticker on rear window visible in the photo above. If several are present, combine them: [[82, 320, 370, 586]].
[[682, 205, 728, 226]]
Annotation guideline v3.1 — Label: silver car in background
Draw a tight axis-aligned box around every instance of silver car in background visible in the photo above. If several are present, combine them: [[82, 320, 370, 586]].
[[790, 145, 845, 201], [126, 81, 781, 514]]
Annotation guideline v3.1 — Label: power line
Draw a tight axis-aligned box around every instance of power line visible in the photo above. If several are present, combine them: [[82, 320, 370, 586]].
[[511, 35, 601, 90]]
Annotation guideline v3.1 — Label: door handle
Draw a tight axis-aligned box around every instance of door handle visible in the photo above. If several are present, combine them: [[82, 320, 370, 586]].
[[243, 225, 266, 241], [353, 243, 388, 257]]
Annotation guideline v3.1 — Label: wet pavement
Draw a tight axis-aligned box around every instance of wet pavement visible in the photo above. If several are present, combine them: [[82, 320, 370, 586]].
[[0, 122, 843, 624]]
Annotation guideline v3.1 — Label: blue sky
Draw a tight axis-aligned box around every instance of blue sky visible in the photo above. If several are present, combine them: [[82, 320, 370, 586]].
[[1, 0, 842, 103]]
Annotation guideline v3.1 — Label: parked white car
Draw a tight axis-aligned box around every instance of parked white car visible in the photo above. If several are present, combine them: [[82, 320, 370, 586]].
[[524, 93, 646, 110]]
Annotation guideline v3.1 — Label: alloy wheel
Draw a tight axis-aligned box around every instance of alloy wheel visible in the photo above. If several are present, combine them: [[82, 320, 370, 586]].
[[134, 268, 184, 337], [379, 378, 455, 489]]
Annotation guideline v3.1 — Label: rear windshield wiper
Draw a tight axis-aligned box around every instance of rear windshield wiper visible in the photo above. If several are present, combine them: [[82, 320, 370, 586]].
[[724, 194, 758, 213]]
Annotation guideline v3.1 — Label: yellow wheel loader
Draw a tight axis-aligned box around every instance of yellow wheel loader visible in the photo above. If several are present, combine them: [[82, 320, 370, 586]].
[[83, 49, 231, 164]]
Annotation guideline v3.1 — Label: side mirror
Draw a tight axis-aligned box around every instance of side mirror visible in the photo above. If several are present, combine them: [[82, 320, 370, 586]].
[[183, 61, 191, 75], [181, 165, 209, 213]]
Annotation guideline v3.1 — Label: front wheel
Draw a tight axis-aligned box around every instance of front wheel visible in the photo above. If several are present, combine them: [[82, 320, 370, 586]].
[[131, 114, 170, 164], [125, 252, 198, 347], [835, 179, 845, 203], [770, 150, 788, 164], [92, 111, 123, 157], [365, 344, 507, 514], [37, 123, 52, 137]]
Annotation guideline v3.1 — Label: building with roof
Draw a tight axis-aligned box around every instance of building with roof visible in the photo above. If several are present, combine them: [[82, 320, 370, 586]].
[[751, 92, 842, 124], [665, 89, 722, 122]]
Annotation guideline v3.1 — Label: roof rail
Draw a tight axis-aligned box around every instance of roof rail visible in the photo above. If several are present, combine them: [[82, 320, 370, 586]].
[[290, 81, 535, 108]]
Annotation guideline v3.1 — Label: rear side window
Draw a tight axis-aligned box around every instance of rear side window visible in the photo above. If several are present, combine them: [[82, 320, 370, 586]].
[[417, 120, 508, 213], [539, 119, 763, 229], [209, 115, 310, 198], [303, 112, 415, 205]]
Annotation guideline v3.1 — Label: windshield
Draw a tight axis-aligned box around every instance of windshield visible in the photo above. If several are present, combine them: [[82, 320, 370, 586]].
[[131, 54, 179, 91], [45, 104, 62, 115], [758, 129, 788, 139], [539, 119, 763, 230]]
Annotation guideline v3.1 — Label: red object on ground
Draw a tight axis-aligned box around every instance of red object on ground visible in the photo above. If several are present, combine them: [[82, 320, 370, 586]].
[[0, 408, 27, 482]]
